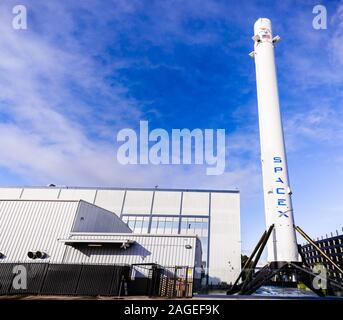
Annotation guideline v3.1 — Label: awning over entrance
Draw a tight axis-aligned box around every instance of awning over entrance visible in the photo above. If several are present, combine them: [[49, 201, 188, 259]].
[[59, 238, 135, 249]]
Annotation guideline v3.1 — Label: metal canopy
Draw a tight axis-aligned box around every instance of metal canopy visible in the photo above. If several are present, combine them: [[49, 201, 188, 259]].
[[59, 239, 135, 249]]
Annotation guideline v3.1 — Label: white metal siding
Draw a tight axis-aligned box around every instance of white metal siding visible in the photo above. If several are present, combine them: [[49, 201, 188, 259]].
[[62, 234, 197, 268], [0, 200, 199, 269], [0, 200, 78, 263]]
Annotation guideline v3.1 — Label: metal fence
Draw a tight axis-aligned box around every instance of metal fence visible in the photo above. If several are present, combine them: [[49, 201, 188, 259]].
[[159, 266, 193, 298], [0, 263, 130, 296], [0, 263, 194, 298], [127, 264, 193, 298]]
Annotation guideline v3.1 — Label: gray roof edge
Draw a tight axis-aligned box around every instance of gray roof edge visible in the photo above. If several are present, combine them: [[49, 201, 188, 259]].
[[68, 232, 200, 239], [0, 199, 81, 203], [0, 185, 240, 193]]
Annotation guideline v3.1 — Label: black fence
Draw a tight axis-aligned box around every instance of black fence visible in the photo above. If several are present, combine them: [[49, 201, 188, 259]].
[[0, 263, 194, 298], [0, 263, 129, 296], [158, 266, 193, 298], [129, 265, 193, 298]]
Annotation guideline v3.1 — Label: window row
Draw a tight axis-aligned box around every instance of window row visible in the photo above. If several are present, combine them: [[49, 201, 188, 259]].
[[121, 215, 209, 237], [303, 247, 343, 257]]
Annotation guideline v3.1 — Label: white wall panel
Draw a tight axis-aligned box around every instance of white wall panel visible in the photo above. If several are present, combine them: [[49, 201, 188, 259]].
[[0, 187, 23, 199], [94, 190, 125, 216], [122, 190, 153, 215], [58, 188, 96, 203], [182, 192, 209, 216], [21, 188, 60, 200], [209, 192, 240, 285], [152, 191, 181, 215]]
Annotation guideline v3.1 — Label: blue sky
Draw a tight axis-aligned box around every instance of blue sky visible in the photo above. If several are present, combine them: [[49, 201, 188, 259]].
[[0, 0, 342, 257]]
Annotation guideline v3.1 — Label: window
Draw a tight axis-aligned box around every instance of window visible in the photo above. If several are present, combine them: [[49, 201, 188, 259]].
[[134, 217, 143, 232], [180, 217, 209, 237], [121, 215, 150, 233], [142, 219, 149, 233], [150, 216, 179, 234], [164, 217, 179, 234], [199, 236, 208, 259]]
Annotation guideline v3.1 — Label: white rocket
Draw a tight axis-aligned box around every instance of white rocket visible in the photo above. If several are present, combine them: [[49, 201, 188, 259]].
[[251, 18, 299, 263]]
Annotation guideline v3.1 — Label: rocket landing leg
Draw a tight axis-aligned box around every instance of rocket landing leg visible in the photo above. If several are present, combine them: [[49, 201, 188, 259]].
[[227, 225, 343, 297]]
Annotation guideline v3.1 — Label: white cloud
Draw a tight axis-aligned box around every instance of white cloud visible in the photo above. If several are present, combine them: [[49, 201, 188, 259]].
[[0, 1, 262, 194]]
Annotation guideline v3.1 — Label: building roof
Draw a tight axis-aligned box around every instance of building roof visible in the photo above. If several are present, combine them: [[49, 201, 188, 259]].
[[0, 185, 240, 193]]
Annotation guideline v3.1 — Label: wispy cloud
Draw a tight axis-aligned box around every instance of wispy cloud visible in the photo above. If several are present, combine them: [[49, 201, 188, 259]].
[[0, 0, 342, 252]]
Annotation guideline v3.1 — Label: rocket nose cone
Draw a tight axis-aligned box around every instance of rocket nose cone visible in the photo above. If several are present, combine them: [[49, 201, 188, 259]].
[[254, 18, 273, 36]]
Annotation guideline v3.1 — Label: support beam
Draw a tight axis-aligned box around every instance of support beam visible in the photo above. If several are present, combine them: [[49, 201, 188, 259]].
[[239, 225, 274, 294], [230, 229, 267, 291], [295, 225, 343, 275]]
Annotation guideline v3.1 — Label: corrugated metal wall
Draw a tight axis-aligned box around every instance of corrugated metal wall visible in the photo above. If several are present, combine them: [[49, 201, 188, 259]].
[[0, 200, 78, 263], [62, 235, 198, 270], [0, 199, 199, 271], [0, 200, 131, 263]]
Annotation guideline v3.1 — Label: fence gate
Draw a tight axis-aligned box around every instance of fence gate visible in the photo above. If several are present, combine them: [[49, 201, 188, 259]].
[[158, 266, 193, 298], [129, 264, 193, 298]]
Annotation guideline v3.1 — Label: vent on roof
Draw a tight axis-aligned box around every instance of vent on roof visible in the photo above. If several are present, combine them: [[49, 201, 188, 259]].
[[28, 251, 46, 259]]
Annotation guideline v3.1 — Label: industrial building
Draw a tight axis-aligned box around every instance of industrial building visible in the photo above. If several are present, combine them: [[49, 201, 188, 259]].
[[300, 229, 343, 282], [0, 186, 241, 296]]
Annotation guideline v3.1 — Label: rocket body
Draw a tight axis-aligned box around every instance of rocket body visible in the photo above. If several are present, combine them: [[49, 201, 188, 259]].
[[252, 18, 299, 263]]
